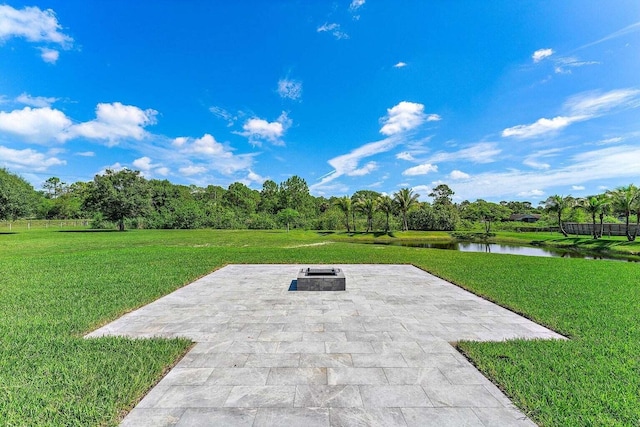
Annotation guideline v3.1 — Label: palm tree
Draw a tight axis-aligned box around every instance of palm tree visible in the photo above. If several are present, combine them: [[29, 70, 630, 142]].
[[543, 195, 573, 237], [579, 195, 609, 239], [354, 197, 377, 232], [607, 185, 639, 241], [393, 188, 419, 231], [333, 196, 351, 232], [598, 198, 611, 239], [377, 195, 394, 232]]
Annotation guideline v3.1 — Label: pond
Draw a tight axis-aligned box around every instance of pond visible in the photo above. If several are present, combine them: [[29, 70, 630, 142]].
[[370, 241, 640, 262]]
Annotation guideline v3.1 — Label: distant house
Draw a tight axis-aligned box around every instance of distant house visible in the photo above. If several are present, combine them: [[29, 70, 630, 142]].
[[509, 213, 541, 223]]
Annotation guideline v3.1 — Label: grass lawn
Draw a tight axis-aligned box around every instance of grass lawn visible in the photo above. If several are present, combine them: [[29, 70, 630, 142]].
[[1, 229, 638, 425]]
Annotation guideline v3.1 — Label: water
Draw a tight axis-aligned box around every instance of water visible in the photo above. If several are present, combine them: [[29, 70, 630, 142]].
[[372, 241, 639, 262]]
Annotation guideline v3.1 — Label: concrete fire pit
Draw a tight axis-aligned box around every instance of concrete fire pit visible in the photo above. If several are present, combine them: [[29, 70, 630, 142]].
[[296, 267, 345, 291]]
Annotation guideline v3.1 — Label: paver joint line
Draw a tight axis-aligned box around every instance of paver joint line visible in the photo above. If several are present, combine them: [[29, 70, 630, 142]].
[[87, 264, 558, 426]]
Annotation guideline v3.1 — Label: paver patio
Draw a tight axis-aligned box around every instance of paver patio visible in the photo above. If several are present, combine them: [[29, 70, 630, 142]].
[[86, 264, 565, 426]]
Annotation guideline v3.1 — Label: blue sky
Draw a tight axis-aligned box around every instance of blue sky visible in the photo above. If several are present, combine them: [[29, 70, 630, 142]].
[[1, 1, 639, 202]]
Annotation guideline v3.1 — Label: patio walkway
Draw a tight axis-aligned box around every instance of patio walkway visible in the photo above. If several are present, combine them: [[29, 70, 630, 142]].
[[86, 264, 565, 426]]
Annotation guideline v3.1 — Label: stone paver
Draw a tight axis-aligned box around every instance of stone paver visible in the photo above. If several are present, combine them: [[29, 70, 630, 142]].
[[87, 264, 563, 426]]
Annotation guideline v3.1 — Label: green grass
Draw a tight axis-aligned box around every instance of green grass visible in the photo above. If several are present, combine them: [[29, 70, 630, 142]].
[[1, 229, 638, 425]]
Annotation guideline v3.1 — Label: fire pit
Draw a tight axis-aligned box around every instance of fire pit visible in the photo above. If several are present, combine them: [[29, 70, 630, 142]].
[[296, 267, 345, 291]]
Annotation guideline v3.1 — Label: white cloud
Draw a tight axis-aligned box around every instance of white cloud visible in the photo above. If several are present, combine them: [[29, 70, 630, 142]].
[[75, 151, 94, 157], [39, 47, 59, 63], [428, 142, 501, 164], [396, 151, 415, 161], [15, 93, 57, 107], [170, 133, 255, 175], [449, 170, 470, 180], [0, 106, 71, 143], [156, 167, 170, 176], [523, 148, 564, 170], [532, 48, 554, 62], [597, 137, 623, 145], [402, 163, 438, 176], [349, 0, 365, 11], [578, 20, 640, 50], [411, 185, 432, 199], [380, 101, 437, 136], [246, 170, 266, 184], [69, 102, 157, 145], [209, 106, 235, 126], [394, 62, 407, 68], [238, 112, 291, 146], [0, 5, 73, 45], [172, 136, 188, 147], [553, 56, 599, 74], [446, 145, 640, 201], [572, 185, 585, 191], [98, 162, 124, 175], [317, 22, 349, 40], [0, 5, 73, 62], [503, 88, 640, 139], [517, 189, 545, 197], [502, 116, 582, 139], [132, 156, 153, 171], [174, 133, 227, 156], [311, 136, 400, 192], [566, 88, 640, 116], [277, 78, 303, 100], [179, 165, 207, 176], [0, 145, 65, 171], [349, 161, 377, 176]]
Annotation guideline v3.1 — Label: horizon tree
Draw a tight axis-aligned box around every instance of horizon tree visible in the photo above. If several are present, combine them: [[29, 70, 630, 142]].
[[579, 195, 609, 239], [429, 184, 454, 206], [354, 196, 377, 232], [543, 194, 574, 237], [0, 168, 39, 222], [333, 196, 352, 232], [377, 195, 394, 232], [85, 169, 151, 231], [394, 187, 419, 231], [277, 208, 299, 232], [607, 184, 639, 241]]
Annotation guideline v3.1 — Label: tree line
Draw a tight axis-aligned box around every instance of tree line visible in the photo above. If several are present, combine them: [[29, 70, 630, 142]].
[[1, 168, 638, 240]]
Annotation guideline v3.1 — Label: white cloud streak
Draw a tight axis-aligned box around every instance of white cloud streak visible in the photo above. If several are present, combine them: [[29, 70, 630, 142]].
[[578, 20, 640, 50], [394, 62, 407, 68], [349, 161, 377, 176], [311, 136, 400, 192], [317, 22, 349, 40], [502, 116, 583, 139], [449, 145, 640, 201], [427, 142, 501, 164], [502, 88, 640, 139], [179, 165, 207, 176], [16, 93, 57, 107]]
